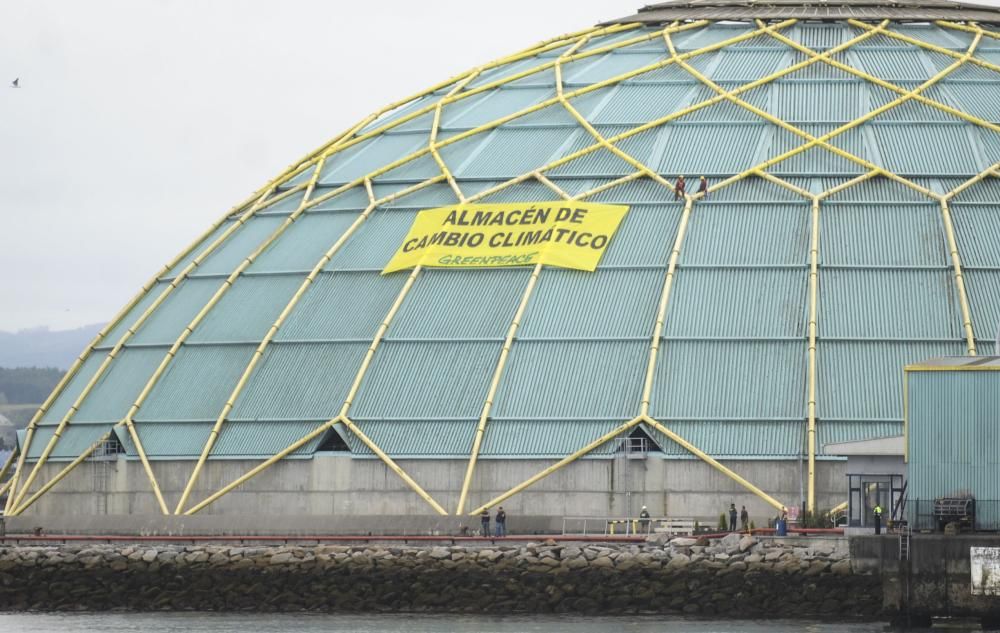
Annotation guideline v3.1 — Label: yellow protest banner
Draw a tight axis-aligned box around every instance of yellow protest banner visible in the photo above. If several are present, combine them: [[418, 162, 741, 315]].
[[382, 201, 629, 274]]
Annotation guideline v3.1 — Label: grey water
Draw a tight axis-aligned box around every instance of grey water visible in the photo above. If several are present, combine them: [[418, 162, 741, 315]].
[[0, 613, 890, 632]]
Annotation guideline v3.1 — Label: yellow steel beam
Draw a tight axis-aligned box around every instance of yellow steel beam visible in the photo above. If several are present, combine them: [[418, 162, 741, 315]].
[[470, 417, 645, 515], [940, 198, 978, 355], [644, 417, 786, 511], [0, 448, 16, 494], [806, 197, 820, 512], [10, 430, 114, 516], [944, 161, 1000, 201]]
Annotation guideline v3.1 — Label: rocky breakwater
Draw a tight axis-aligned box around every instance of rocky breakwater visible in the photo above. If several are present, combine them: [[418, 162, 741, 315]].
[[0, 533, 881, 616]]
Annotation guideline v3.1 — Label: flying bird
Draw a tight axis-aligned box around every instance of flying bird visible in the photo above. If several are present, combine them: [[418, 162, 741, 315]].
[[11, 78, 18, 88]]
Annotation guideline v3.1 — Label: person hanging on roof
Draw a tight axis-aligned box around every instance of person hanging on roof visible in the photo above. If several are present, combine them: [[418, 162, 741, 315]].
[[697, 176, 708, 199], [674, 175, 686, 200]]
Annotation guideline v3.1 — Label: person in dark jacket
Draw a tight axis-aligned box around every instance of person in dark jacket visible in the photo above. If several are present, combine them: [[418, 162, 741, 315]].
[[480, 508, 491, 537], [740, 505, 749, 532], [697, 175, 708, 198], [729, 503, 738, 532], [674, 175, 686, 200], [639, 505, 651, 534], [495, 506, 507, 537]]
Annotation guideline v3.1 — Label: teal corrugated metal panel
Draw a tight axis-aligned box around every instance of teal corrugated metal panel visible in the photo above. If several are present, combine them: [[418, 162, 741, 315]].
[[258, 189, 305, 215], [392, 111, 436, 134], [377, 183, 458, 208], [964, 270, 1000, 341], [130, 279, 223, 346], [850, 49, 940, 82], [192, 216, 286, 276], [351, 341, 498, 419], [277, 272, 407, 341], [707, 177, 804, 202], [465, 55, 557, 90], [893, 25, 969, 49], [948, 179, 1000, 204], [942, 204, 1000, 267], [672, 25, 752, 51], [940, 62, 1000, 82], [24, 423, 116, 461], [821, 203, 945, 266], [796, 24, 854, 49], [445, 88, 554, 129], [481, 420, 624, 457], [770, 125, 867, 175], [820, 269, 959, 338], [135, 344, 256, 421], [39, 354, 105, 423], [872, 124, 981, 175], [373, 152, 440, 183], [519, 269, 661, 339], [599, 203, 680, 267], [164, 221, 236, 278], [856, 34, 916, 48], [973, 127, 1000, 163], [309, 185, 370, 212], [786, 53, 858, 80], [821, 177, 931, 202], [248, 213, 359, 272], [682, 203, 810, 266], [682, 86, 769, 122], [188, 276, 302, 343], [665, 268, 808, 338], [319, 133, 429, 185], [128, 421, 322, 458], [476, 180, 560, 202], [73, 348, 167, 422], [816, 420, 902, 454], [578, 29, 649, 53], [230, 342, 368, 420], [659, 124, 768, 175], [325, 209, 416, 270], [493, 340, 647, 419], [591, 84, 695, 125], [649, 420, 803, 457], [561, 51, 666, 85], [771, 82, 867, 122], [390, 269, 528, 339], [819, 341, 964, 420], [496, 101, 577, 128], [99, 282, 168, 345], [708, 50, 789, 81], [454, 127, 575, 179], [876, 91, 958, 122], [548, 126, 659, 177], [630, 63, 698, 83], [588, 177, 674, 202], [908, 371, 1000, 516], [651, 341, 805, 419], [947, 84, 1000, 122], [345, 419, 475, 456]]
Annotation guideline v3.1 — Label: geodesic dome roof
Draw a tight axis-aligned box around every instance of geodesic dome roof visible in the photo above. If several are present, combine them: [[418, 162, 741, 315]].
[[8, 2, 1000, 516]]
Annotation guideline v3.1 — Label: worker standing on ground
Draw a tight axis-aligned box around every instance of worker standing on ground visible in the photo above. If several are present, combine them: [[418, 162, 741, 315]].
[[480, 508, 491, 537], [873, 503, 883, 535], [729, 503, 738, 532], [740, 505, 749, 532], [495, 506, 507, 537], [639, 505, 651, 534], [674, 175, 686, 200], [697, 175, 708, 198]]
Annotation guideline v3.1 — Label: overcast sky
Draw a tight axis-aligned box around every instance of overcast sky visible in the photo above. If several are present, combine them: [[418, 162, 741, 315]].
[[2, 1, 998, 332]]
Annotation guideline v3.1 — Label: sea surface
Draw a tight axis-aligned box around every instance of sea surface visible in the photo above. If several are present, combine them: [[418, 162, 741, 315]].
[[0, 613, 891, 633]]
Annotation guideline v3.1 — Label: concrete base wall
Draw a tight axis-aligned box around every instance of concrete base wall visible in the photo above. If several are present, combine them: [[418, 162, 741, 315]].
[[7, 455, 848, 534]]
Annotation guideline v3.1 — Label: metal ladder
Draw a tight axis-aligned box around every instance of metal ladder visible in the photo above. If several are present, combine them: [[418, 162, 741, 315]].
[[898, 523, 911, 561]]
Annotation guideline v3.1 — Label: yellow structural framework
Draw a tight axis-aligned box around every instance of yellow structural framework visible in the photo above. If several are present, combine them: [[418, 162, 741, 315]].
[[8, 16, 999, 517]]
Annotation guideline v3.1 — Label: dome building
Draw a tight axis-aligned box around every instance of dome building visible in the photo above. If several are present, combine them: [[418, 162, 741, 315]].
[[4, 0, 1000, 532]]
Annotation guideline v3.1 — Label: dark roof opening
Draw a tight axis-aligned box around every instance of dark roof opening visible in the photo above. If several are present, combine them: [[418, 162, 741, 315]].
[[317, 428, 352, 452]]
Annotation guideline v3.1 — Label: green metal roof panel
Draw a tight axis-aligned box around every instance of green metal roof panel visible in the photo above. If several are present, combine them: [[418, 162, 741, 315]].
[[276, 271, 407, 341], [23, 422, 116, 461], [492, 340, 647, 419], [480, 419, 625, 457], [126, 420, 323, 459], [135, 344, 257, 421], [98, 281, 169, 347], [72, 348, 168, 423], [665, 268, 808, 338], [350, 342, 499, 419], [821, 203, 946, 266], [345, 419, 476, 456], [591, 84, 695, 125], [230, 342, 369, 421], [819, 340, 965, 420], [247, 213, 360, 272], [649, 420, 804, 457], [820, 269, 960, 339], [518, 269, 662, 339], [129, 278, 227, 346], [187, 275, 304, 343], [325, 210, 418, 270], [39, 353, 105, 423], [189, 216, 287, 277], [651, 340, 806, 420], [681, 202, 810, 266]]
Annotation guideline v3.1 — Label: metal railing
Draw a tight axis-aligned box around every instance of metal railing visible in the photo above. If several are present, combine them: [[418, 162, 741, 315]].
[[908, 499, 1000, 532], [562, 516, 698, 536]]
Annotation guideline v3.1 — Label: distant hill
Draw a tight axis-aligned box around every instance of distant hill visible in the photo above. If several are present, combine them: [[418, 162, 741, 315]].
[[0, 323, 103, 370]]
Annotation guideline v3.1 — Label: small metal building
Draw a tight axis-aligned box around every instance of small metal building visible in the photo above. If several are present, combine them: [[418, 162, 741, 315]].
[[905, 357, 1000, 531]]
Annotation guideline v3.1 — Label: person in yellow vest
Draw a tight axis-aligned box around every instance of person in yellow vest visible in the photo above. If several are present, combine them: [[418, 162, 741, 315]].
[[873, 503, 883, 535]]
